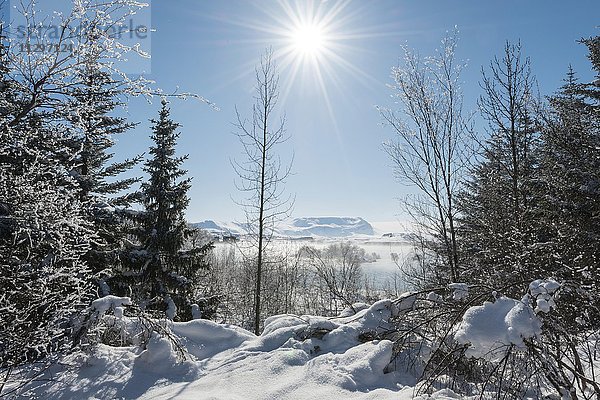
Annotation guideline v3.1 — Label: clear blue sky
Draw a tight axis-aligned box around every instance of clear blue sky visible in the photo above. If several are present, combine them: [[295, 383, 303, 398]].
[[114, 0, 600, 224]]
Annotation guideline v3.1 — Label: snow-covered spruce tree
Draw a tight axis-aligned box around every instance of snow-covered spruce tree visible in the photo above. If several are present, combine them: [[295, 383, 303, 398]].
[[0, 165, 94, 369], [232, 48, 294, 335], [67, 52, 140, 206], [66, 58, 141, 291], [538, 38, 600, 330], [458, 41, 542, 295], [435, 41, 600, 399], [0, 0, 198, 378], [0, 0, 150, 297], [111, 100, 210, 321]]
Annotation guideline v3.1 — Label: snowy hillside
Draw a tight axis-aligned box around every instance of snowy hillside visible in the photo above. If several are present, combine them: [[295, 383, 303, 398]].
[[190, 220, 246, 237], [280, 216, 375, 237], [191, 216, 398, 238]]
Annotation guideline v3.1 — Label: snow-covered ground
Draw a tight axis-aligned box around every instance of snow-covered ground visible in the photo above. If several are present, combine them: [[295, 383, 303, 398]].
[[16, 300, 462, 400], [10, 285, 600, 399]]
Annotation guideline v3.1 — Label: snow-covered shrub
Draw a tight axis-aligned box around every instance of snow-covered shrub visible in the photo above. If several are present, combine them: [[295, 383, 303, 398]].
[[388, 280, 600, 399], [454, 296, 542, 361], [78, 296, 143, 348], [448, 283, 469, 301], [77, 295, 190, 362], [0, 158, 96, 368]]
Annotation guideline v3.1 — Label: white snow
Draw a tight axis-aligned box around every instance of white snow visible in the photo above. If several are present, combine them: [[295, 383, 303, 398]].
[[19, 299, 465, 399], [190, 303, 201, 319], [170, 319, 254, 361], [454, 296, 542, 361], [529, 279, 560, 313], [535, 298, 552, 313], [113, 306, 125, 319], [529, 279, 560, 296], [280, 216, 375, 237], [192, 217, 414, 239], [165, 295, 177, 320], [190, 219, 245, 237], [448, 283, 468, 301], [427, 291, 443, 303], [12, 288, 597, 399], [395, 292, 417, 312], [90, 295, 132, 318]]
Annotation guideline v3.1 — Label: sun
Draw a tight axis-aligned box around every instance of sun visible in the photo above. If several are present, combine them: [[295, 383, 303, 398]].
[[291, 24, 325, 57], [265, 0, 379, 130], [215, 0, 381, 129]]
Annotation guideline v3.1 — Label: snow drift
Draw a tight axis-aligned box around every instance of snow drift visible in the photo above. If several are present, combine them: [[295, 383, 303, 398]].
[[17, 299, 458, 400], [13, 280, 598, 399]]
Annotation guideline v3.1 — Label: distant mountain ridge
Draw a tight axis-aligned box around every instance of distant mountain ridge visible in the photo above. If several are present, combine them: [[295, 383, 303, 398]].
[[191, 216, 378, 238], [190, 220, 245, 237], [280, 217, 374, 237]]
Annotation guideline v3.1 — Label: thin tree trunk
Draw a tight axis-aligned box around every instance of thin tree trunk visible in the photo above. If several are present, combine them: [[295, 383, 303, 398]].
[[254, 97, 268, 336]]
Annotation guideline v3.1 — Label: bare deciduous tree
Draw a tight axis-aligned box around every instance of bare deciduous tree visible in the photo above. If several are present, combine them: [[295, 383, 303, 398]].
[[378, 31, 471, 282], [232, 48, 294, 335], [478, 41, 538, 218], [457, 42, 541, 293], [5, 0, 149, 128]]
